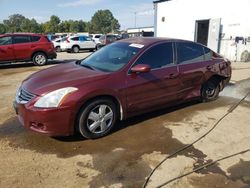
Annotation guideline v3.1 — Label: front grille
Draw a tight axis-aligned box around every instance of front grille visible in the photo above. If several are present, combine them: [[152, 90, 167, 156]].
[[16, 88, 36, 104]]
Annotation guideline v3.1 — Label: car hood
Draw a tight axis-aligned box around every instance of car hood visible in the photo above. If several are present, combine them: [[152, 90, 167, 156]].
[[22, 62, 109, 95]]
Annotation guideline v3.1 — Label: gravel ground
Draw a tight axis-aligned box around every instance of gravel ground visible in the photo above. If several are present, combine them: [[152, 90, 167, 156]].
[[0, 53, 249, 188]]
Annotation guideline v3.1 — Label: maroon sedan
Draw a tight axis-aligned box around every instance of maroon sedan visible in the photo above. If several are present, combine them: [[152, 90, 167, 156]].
[[14, 38, 231, 139]]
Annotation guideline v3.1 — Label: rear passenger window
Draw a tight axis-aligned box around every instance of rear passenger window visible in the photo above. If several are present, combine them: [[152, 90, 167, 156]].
[[13, 36, 31, 44], [177, 42, 204, 64], [0, 36, 12, 46], [79, 36, 85, 41], [204, 47, 212, 61], [133, 43, 174, 69], [85, 37, 92, 41], [72, 37, 79, 41], [31, 36, 41, 42]]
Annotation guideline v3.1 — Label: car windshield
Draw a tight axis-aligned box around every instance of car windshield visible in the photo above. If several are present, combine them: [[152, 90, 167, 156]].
[[80, 42, 142, 72]]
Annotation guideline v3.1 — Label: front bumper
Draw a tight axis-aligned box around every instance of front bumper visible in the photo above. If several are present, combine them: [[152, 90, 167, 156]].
[[13, 101, 75, 136]]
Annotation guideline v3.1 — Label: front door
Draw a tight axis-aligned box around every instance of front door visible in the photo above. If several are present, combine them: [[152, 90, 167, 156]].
[[126, 42, 181, 115], [0, 36, 14, 62]]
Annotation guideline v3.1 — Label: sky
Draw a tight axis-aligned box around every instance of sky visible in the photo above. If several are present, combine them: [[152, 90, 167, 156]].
[[0, 0, 155, 30]]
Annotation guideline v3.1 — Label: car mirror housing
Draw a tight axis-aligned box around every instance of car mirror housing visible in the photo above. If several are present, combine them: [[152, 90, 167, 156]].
[[131, 64, 151, 74]]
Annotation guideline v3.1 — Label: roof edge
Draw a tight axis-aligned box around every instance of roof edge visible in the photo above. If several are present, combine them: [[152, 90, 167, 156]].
[[153, 0, 171, 4]]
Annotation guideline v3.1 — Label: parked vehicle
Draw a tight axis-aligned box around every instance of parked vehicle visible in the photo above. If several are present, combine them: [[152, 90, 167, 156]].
[[61, 35, 96, 53], [89, 34, 102, 44], [0, 33, 57, 66], [97, 34, 118, 49], [52, 38, 64, 52], [14, 38, 231, 139]]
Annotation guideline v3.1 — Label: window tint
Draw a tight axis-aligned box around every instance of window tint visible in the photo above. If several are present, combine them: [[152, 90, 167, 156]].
[[204, 47, 212, 61], [31, 36, 41, 42], [81, 42, 140, 72], [0, 36, 12, 46], [95, 35, 101, 38], [71, 37, 79, 41], [133, 43, 174, 69], [85, 37, 92, 41], [177, 42, 204, 64], [100, 35, 105, 40], [13, 36, 31, 44]]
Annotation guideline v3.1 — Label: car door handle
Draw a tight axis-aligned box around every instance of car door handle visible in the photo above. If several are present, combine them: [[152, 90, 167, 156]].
[[165, 73, 178, 79], [206, 66, 212, 70]]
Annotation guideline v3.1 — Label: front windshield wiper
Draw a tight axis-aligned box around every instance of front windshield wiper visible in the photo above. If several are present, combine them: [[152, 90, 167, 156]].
[[81, 64, 95, 70]]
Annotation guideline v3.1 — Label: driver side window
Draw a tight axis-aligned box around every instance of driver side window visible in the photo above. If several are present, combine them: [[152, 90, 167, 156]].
[[0, 36, 12, 46], [132, 42, 174, 70]]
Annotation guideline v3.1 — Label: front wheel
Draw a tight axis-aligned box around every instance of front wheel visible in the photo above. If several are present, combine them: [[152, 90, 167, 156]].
[[76, 99, 118, 139], [32, 52, 47, 66], [201, 80, 220, 102], [72, 46, 80, 53]]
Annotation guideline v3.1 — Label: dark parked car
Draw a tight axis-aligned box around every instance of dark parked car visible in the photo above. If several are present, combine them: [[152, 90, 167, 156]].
[[14, 38, 231, 139], [97, 34, 118, 49], [0, 33, 57, 66]]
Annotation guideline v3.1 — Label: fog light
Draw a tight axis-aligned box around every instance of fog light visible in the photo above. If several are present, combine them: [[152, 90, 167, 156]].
[[30, 122, 47, 131]]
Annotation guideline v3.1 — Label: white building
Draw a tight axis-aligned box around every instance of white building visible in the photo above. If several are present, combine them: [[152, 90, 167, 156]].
[[154, 0, 250, 61]]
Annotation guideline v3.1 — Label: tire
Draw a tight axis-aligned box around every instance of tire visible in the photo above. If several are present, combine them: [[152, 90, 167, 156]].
[[96, 44, 101, 50], [241, 50, 249, 62], [32, 52, 47, 66], [55, 46, 61, 52], [89, 48, 95, 52], [201, 79, 220, 102], [72, 46, 80, 53], [76, 99, 118, 139]]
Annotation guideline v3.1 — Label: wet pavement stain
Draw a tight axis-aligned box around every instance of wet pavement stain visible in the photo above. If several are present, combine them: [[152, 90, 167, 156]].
[[1, 81, 250, 187], [228, 159, 250, 185], [189, 173, 249, 188], [0, 95, 241, 187]]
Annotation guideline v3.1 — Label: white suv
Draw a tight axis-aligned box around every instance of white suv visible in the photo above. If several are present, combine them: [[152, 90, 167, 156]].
[[90, 34, 102, 44], [61, 35, 96, 53]]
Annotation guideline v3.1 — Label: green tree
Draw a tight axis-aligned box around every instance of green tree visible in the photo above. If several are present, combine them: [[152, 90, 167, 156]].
[[3, 14, 26, 32], [43, 15, 61, 33], [0, 23, 8, 34], [90, 9, 120, 33], [20, 18, 41, 33]]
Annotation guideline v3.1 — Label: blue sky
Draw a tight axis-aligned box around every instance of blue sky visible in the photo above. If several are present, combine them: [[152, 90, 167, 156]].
[[0, 0, 155, 29]]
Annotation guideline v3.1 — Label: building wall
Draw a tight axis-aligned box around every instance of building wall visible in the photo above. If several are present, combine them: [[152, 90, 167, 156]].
[[155, 0, 250, 61]]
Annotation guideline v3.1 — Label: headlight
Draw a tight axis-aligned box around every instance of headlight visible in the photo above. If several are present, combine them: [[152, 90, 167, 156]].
[[34, 87, 78, 108]]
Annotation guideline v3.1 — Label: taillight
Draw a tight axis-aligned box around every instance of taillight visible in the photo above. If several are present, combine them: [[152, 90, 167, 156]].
[[66, 38, 70, 43]]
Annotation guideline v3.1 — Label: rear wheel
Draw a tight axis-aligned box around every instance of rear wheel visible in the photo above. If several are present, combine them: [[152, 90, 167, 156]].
[[76, 99, 118, 139], [72, 46, 80, 53], [32, 52, 47, 66], [201, 79, 220, 102], [55, 46, 61, 52]]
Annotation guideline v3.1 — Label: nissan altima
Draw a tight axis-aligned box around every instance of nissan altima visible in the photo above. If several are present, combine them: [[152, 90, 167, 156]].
[[14, 37, 231, 139]]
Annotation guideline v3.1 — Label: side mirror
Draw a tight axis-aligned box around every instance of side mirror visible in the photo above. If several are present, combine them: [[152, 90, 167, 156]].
[[131, 64, 151, 74]]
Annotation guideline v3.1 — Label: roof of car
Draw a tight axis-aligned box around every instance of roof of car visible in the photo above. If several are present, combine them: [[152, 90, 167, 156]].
[[120, 37, 189, 46], [0, 33, 43, 37]]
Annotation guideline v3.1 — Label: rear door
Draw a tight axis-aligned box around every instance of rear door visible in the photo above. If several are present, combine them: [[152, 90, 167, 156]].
[[176, 42, 206, 99], [13, 35, 32, 60], [0, 36, 14, 61], [78, 36, 95, 49], [126, 42, 181, 114]]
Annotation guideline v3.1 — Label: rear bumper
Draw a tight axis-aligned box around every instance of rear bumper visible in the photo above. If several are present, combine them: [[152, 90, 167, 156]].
[[13, 101, 75, 136], [48, 52, 57, 59]]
